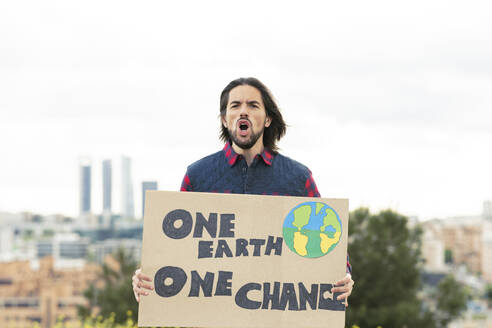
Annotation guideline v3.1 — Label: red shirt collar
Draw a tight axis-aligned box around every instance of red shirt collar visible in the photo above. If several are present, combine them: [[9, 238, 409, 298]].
[[222, 143, 273, 167]]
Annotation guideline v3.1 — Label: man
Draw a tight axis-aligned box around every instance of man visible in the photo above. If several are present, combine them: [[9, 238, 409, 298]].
[[132, 77, 354, 306]]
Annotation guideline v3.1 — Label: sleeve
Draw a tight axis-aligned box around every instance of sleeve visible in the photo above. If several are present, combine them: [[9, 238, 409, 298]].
[[346, 254, 352, 274], [180, 172, 193, 191], [304, 171, 321, 197], [305, 171, 352, 274]]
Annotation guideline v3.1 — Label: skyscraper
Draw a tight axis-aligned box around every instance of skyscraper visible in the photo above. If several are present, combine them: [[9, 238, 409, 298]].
[[79, 158, 91, 215], [102, 159, 112, 213], [121, 156, 134, 219], [142, 181, 158, 218], [484, 200, 492, 220]]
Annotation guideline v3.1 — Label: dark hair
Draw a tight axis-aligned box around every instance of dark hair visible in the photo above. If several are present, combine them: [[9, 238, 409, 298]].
[[219, 77, 286, 152]]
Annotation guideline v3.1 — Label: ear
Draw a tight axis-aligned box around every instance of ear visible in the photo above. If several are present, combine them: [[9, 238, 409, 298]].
[[221, 115, 228, 128], [265, 116, 272, 128]]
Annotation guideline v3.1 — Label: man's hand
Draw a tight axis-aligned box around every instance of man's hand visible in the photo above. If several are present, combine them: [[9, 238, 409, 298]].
[[132, 268, 154, 302], [331, 273, 354, 307]]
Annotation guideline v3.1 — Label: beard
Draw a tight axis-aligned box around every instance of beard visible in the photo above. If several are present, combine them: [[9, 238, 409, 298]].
[[229, 125, 265, 150]]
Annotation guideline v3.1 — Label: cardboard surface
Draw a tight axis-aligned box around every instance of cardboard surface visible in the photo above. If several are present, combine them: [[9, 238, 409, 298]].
[[138, 191, 348, 328]]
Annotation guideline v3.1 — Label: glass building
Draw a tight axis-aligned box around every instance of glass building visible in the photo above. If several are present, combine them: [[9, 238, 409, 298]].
[[102, 159, 112, 213], [79, 159, 91, 215], [121, 156, 134, 219], [141, 181, 158, 218]]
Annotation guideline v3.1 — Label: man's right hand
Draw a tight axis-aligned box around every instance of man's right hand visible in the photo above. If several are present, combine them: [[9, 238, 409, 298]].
[[132, 268, 153, 302]]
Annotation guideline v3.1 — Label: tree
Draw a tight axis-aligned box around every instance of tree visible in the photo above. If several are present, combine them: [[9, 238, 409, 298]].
[[78, 248, 138, 324], [346, 208, 435, 328], [485, 284, 492, 307], [444, 249, 453, 264], [434, 275, 467, 327]]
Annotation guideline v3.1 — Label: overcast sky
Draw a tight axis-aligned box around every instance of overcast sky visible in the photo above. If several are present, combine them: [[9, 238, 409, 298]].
[[1, 0, 491, 220]]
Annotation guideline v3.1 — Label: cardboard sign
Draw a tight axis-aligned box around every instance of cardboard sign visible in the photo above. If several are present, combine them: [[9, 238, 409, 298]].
[[138, 191, 349, 328]]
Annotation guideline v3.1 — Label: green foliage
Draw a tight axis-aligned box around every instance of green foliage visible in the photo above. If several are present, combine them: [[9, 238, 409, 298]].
[[444, 249, 453, 264], [78, 248, 139, 325], [22, 229, 34, 240], [33, 312, 139, 328], [485, 284, 492, 306], [346, 208, 435, 328], [79, 312, 138, 328], [42, 229, 54, 237], [434, 275, 467, 327]]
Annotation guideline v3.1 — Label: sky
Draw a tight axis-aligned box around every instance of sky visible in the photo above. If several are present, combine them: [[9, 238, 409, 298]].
[[1, 0, 491, 220]]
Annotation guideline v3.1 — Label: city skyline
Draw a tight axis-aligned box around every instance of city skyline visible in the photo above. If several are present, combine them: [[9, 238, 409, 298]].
[[1, 151, 490, 221], [75, 156, 148, 219]]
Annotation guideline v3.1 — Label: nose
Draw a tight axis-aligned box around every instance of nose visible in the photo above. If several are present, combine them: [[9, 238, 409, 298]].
[[239, 103, 249, 116]]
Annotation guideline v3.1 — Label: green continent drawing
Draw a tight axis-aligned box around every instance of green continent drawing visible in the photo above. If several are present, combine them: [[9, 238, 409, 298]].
[[282, 202, 342, 258]]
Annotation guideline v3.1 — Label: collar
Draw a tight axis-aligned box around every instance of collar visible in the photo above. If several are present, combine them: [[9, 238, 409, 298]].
[[222, 143, 274, 167]]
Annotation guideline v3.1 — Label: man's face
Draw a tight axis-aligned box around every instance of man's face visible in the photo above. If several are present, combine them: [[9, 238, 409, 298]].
[[222, 85, 272, 150]]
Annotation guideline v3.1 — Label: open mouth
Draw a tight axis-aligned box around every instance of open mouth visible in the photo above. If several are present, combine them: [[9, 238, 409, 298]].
[[237, 120, 250, 136]]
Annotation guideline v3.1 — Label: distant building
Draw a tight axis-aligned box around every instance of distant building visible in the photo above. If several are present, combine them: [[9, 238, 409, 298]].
[[141, 181, 158, 217], [483, 200, 492, 220], [36, 240, 53, 258], [482, 220, 492, 282], [36, 234, 89, 268], [421, 221, 446, 272], [91, 238, 141, 264], [58, 239, 88, 259], [0, 228, 14, 262], [0, 256, 100, 328], [79, 158, 91, 215], [421, 219, 487, 278], [102, 159, 112, 214], [442, 224, 482, 274], [121, 156, 134, 219]]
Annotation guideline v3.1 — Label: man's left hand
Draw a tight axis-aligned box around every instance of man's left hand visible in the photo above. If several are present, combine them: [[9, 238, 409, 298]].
[[331, 273, 354, 307]]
